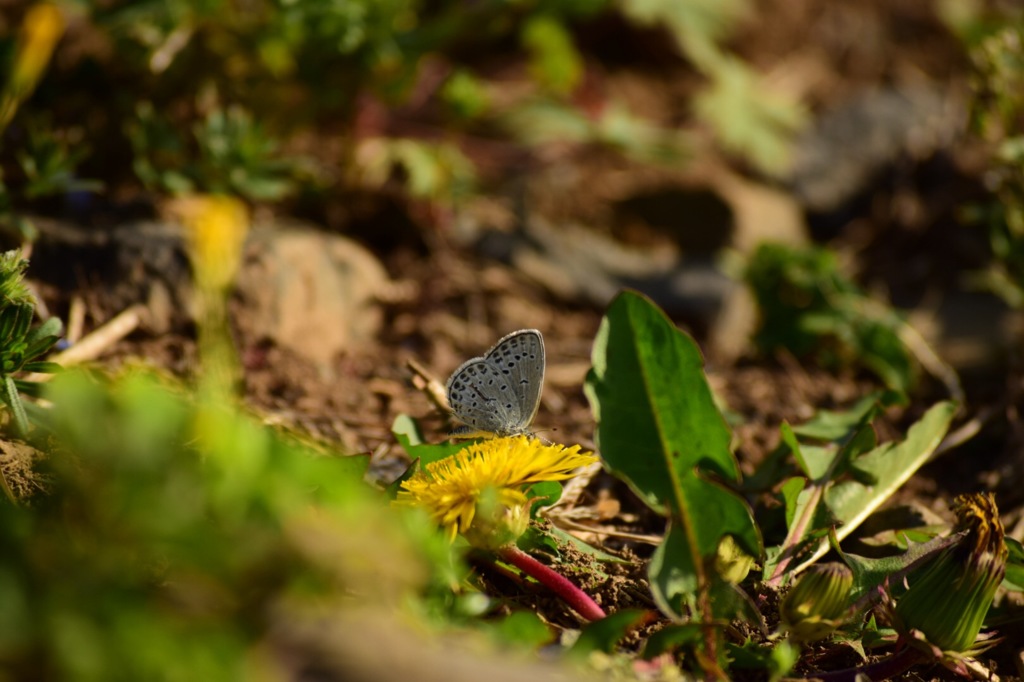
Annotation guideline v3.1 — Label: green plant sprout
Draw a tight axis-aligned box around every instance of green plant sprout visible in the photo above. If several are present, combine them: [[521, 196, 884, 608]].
[[0, 251, 62, 440], [743, 243, 962, 401], [129, 104, 303, 201], [577, 290, 1002, 679]]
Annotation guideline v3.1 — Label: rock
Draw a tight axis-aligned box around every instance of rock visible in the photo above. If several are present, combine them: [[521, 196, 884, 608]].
[[463, 168, 807, 361], [234, 224, 389, 369], [29, 216, 389, 367], [29, 217, 194, 334], [787, 85, 964, 213]]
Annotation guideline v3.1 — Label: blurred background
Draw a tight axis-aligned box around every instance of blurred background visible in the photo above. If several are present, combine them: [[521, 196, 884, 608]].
[[2, 0, 1022, 466]]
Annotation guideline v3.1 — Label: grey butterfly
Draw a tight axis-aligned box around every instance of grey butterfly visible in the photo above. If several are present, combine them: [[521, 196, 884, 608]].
[[446, 329, 545, 438]]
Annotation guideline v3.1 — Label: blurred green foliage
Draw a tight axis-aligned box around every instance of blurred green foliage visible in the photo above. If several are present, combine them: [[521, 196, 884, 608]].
[[0, 3, 99, 243], [0, 368, 458, 679], [963, 19, 1024, 307], [0, 0, 802, 225], [129, 103, 302, 200], [743, 243, 915, 394], [617, 0, 805, 173]]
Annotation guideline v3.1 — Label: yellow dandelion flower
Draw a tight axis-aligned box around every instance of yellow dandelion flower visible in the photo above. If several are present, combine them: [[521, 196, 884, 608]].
[[396, 436, 597, 548]]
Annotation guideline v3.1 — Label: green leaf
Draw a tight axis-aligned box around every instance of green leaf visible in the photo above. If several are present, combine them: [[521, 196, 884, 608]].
[[392, 414, 466, 465], [21, 361, 62, 374], [779, 477, 806, 528], [2, 375, 29, 437], [521, 15, 584, 95], [23, 316, 63, 353], [526, 480, 562, 511], [1004, 538, 1024, 592], [822, 403, 955, 547], [743, 243, 920, 393], [392, 413, 426, 446], [790, 392, 901, 441], [0, 304, 31, 347], [772, 402, 956, 578], [832, 529, 962, 604], [728, 639, 799, 681], [585, 290, 760, 618], [647, 523, 699, 616], [780, 423, 810, 477], [0, 307, 19, 344], [331, 452, 371, 481], [692, 56, 806, 174], [569, 608, 649, 657], [642, 621, 703, 658], [480, 611, 553, 649], [541, 524, 629, 564]]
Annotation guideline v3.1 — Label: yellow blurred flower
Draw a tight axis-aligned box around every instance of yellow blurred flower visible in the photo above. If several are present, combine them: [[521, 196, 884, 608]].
[[396, 436, 597, 548], [1, 3, 65, 129], [173, 195, 250, 292]]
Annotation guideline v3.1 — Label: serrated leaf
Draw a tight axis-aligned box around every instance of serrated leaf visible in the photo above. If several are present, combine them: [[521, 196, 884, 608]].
[[787, 402, 956, 577], [823, 404, 954, 537], [585, 290, 760, 618]]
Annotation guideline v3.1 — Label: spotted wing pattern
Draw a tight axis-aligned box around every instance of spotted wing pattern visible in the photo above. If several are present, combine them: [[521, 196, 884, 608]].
[[445, 329, 545, 437]]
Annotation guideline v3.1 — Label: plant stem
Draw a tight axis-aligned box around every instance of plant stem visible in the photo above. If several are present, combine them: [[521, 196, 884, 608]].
[[497, 545, 606, 622]]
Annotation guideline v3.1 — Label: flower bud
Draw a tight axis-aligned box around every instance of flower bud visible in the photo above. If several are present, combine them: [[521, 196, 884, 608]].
[[780, 562, 854, 643], [893, 493, 1006, 653], [461, 486, 531, 550]]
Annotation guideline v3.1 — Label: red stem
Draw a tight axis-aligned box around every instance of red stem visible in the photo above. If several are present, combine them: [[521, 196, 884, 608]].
[[497, 545, 607, 622]]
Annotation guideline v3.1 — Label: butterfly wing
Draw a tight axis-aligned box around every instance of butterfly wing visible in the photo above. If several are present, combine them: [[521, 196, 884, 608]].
[[446, 357, 525, 436], [483, 329, 545, 432]]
